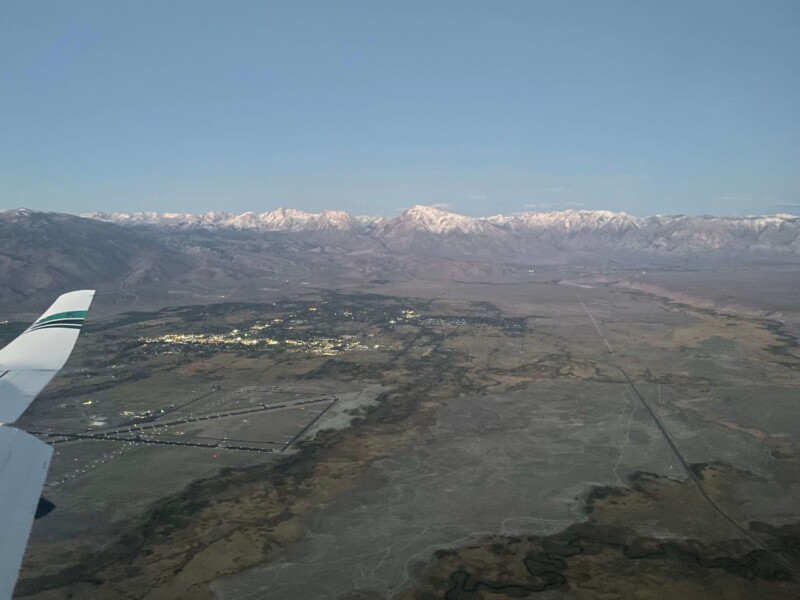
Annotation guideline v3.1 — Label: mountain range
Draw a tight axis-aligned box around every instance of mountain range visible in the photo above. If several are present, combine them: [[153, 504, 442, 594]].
[[86, 204, 800, 257], [1, 205, 799, 307]]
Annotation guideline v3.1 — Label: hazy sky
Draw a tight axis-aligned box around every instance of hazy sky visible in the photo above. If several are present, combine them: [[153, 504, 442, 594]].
[[1, 1, 798, 217]]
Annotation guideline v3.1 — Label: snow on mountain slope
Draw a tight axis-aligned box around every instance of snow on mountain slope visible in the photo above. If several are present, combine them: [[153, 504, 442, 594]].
[[85, 208, 364, 232], [79, 206, 800, 256], [382, 205, 500, 235], [487, 209, 641, 232]]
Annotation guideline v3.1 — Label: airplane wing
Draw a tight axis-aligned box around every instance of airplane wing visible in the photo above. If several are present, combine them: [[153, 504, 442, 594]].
[[0, 290, 94, 600], [0, 290, 95, 423]]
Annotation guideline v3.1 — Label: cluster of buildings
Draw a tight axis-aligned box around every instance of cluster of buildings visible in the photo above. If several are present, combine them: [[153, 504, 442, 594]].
[[139, 324, 377, 356]]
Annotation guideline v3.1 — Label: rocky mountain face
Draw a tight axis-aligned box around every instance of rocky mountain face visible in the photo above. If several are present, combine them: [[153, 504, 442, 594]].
[[0, 209, 188, 304], [86, 204, 800, 259]]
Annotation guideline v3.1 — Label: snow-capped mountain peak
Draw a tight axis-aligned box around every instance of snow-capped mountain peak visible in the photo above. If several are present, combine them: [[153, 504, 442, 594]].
[[387, 205, 496, 234]]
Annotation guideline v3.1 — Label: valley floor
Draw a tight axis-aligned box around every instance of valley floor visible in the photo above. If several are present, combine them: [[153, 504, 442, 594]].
[[10, 267, 800, 599]]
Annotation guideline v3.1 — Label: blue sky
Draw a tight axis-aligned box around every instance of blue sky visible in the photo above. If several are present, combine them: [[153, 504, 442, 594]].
[[1, 0, 798, 217]]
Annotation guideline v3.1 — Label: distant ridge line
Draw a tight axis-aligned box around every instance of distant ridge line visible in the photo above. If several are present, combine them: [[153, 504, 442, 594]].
[[3, 205, 800, 257]]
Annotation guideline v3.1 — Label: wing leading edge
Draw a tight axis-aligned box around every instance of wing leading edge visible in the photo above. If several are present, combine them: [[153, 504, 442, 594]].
[[0, 290, 94, 600]]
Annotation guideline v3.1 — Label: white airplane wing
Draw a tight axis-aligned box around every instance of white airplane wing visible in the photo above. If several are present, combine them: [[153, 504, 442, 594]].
[[0, 290, 94, 600], [0, 428, 52, 600]]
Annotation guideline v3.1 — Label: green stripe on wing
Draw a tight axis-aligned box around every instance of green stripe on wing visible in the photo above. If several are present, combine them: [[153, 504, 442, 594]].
[[33, 310, 88, 325], [26, 312, 87, 334]]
